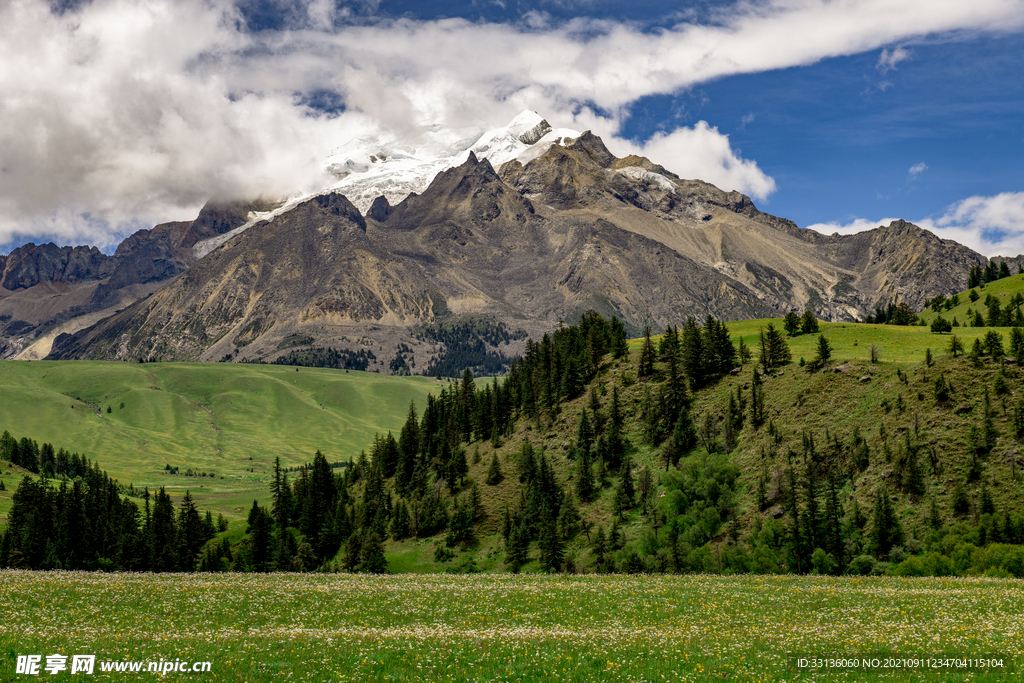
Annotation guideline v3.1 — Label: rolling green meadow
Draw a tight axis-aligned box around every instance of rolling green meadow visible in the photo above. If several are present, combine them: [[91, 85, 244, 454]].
[[1, 571, 1021, 682], [0, 362, 441, 520]]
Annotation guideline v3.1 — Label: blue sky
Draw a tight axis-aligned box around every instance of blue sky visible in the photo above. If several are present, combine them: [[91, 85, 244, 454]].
[[1, 0, 1022, 255]]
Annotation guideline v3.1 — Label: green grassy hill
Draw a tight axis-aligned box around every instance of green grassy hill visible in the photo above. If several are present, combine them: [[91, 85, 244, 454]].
[[917, 272, 1024, 328], [0, 361, 441, 519], [348, 308, 1024, 577]]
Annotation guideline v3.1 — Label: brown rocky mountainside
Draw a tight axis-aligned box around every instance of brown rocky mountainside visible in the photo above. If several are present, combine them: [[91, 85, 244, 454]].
[[47, 130, 988, 370], [0, 199, 271, 359]]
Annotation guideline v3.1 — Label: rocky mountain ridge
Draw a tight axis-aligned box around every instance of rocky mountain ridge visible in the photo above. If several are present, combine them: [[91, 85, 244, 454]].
[[0, 114, 999, 367]]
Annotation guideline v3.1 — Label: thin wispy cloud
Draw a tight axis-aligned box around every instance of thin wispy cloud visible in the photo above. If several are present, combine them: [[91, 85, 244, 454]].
[[877, 46, 912, 73], [2, 0, 1024, 248], [908, 162, 928, 178]]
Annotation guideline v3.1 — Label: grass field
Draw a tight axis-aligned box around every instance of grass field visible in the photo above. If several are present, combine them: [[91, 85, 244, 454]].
[[0, 361, 441, 519], [917, 273, 1024, 328], [630, 317, 1016, 365], [1, 571, 1020, 681]]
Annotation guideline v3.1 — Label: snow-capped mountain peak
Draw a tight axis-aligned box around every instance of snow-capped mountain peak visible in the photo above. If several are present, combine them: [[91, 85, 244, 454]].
[[193, 111, 580, 259]]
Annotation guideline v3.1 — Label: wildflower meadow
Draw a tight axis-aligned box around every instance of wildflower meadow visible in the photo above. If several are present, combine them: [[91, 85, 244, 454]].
[[2, 571, 1021, 681]]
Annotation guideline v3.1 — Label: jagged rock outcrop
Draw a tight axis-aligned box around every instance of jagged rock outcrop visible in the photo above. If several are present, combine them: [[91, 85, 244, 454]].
[[0, 243, 114, 290]]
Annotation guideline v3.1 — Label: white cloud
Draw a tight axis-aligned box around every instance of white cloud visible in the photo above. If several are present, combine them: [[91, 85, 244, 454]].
[[612, 122, 777, 200], [805, 192, 1024, 257], [804, 217, 902, 236], [2, 0, 1024, 249], [908, 162, 928, 177], [877, 46, 912, 72]]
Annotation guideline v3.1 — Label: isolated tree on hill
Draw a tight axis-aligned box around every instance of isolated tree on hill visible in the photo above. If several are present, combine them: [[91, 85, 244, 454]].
[[801, 310, 819, 334], [806, 334, 831, 371], [759, 323, 791, 373], [931, 317, 952, 334], [933, 374, 951, 405], [783, 311, 801, 336]]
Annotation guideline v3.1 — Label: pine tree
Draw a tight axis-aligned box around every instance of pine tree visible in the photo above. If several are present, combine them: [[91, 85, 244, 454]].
[[982, 387, 998, 451], [575, 409, 595, 455], [980, 484, 996, 515], [661, 409, 697, 470], [951, 481, 970, 516], [485, 452, 503, 485], [969, 337, 983, 367], [681, 317, 707, 389], [397, 401, 420, 494], [807, 334, 831, 371], [750, 367, 765, 428], [539, 518, 564, 573], [506, 522, 529, 573], [592, 526, 608, 573], [246, 499, 273, 573], [618, 457, 635, 508], [390, 500, 411, 540], [638, 326, 656, 377], [801, 310, 819, 334], [824, 477, 844, 573], [760, 323, 790, 373], [928, 495, 943, 530], [344, 530, 363, 572], [610, 386, 624, 431], [783, 311, 801, 336], [903, 449, 925, 500], [575, 447, 595, 502], [360, 532, 387, 573], [637, 466, 654, 514], [870, 491, 903, 559]]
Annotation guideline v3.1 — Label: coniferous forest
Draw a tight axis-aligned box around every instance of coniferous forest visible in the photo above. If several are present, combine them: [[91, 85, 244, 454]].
[[0, 431, 223, 571], [6, 307, 1024, 578]]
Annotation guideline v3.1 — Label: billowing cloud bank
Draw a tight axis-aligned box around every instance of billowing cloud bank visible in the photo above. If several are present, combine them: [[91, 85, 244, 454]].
[[1, 0, 1022, 250]]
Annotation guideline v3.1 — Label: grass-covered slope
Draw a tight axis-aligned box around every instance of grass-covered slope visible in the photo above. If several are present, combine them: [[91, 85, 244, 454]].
[[351, 316, 1024, 576], [0, 361, 440, 517]]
